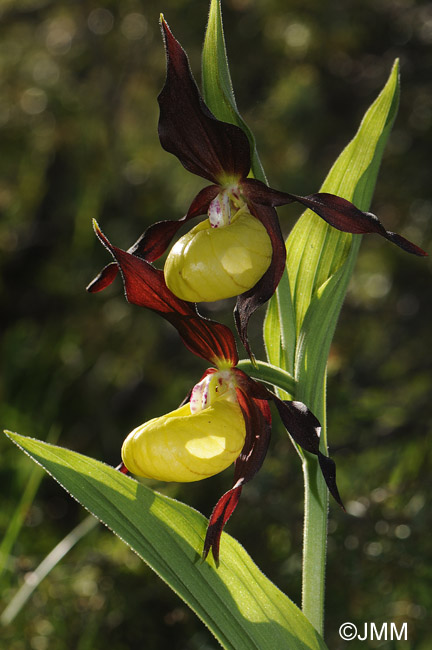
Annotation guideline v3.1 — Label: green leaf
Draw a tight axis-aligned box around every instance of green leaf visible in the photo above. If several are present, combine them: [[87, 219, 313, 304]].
[[292, 60, 400, 414], [263, 268, 296, 378], [202, 0, 266, 183], [6, 431, 328, 650], [263, 63, 400, 630], [265, 60, 400, 414]]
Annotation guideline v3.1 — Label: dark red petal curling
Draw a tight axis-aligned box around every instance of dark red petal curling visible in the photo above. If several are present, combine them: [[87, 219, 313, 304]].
[[235, 370, 344, 509], [202, 484, 243, 564], [294, 193, 427, 256], [203, 388, 271, 562], [128, 185, 219, 263], [91, 223, 238, 366], [234, 201, 286, 360], [86, 262, 119, 293], [272, 397, 344, 509], [204, 370, 344, 560], [243, 179, 427, 257], [234, 390, 272, 485], [158, 19, 251, 184]]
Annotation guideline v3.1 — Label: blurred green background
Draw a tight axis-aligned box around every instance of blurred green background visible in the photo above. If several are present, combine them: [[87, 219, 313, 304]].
[[1, 0, 431, 648]]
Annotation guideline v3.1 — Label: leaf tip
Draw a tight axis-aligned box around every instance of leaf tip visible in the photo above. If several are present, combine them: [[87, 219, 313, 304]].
[[92, 218, 101, 235], [390, 58, 400, 85], [4, 430, 25, 450]]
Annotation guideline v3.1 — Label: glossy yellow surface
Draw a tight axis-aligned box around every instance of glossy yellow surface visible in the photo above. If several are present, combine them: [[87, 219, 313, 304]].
[[121, 395, 246, 482], [164, 207, 272, 302]]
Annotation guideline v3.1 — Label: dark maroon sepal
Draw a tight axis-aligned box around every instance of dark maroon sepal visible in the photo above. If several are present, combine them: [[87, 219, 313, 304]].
[[129, 185, 219, 263], [203, 387, 271, 562], [86, 262, 119, 293], [92, 223, 238, 366], [273, 397, 344, 508], [158, 19, 251, 184], [234, 202, 286, 359]]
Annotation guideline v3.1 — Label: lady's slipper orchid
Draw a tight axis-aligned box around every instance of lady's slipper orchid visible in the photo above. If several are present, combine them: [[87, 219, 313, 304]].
[[121, 371, 246, 482], [164, 204, 273, 302], [88, 223, 343, 562], [90, 18, 426, 358]]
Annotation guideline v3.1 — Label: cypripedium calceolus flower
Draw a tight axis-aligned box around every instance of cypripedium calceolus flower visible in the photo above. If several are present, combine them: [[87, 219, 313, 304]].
[[88, 222, 343, 562], [89, 18, 426, 358]]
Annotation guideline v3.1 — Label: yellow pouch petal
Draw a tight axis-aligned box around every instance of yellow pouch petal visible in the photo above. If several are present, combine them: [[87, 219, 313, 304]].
[[121, 395, 246, 482], [164, 207, 272, 302]]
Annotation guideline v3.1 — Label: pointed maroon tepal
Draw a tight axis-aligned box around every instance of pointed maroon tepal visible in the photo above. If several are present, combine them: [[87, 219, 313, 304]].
[[203, 387, 271, 562], [244, 179, 427, 257], [89, 222, 239, 367], [158, 18, 250, 184]]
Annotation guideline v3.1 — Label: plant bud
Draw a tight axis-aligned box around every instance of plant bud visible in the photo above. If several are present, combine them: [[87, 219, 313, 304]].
[[121, 395, 245, 482], [164, 206, 272, 302]]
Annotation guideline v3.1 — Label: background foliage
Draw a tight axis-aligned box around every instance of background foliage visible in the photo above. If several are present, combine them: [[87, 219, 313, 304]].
[[1, 0, 431, 648]]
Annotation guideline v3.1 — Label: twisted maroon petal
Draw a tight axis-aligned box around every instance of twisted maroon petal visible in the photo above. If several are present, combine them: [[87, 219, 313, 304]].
[[234, 199, 286, 359], [272, 397, 344, 508], [233, 389, 272, 485], [202, 484, 243, 564], [158, 19, 251, 184], [128, 185, 219, 263], [242, 178, 296, 207], [87, 261, 119, 293], [203, 388, 271, 562], [293, 193, 427, 256], [234, 369, 344, 508], [243, 179, 427, 257], [90, 223, 238, 366]]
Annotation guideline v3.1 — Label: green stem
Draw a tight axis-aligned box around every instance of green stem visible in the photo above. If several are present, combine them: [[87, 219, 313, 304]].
[[239, 356, 329, 634], [301, 443, 329, 634], [294, 242, 361, 634], [302, 455, 329, 634], [297, 368, 329, 635], [236, 359, 296, 398]]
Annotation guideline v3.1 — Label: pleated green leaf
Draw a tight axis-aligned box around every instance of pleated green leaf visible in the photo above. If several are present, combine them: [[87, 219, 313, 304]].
[[6, 431, 328, 650]]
